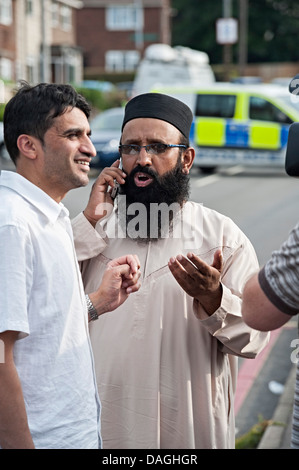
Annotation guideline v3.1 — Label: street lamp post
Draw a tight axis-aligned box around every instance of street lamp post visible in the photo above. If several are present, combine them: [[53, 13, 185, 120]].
[[216, 0, 238, 80], [134, 0, 143, 51], [238, 0, 248, 76], [223, 0, 232, 80]]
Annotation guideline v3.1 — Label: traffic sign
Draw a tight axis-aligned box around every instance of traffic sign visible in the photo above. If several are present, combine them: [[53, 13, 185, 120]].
[[216, 18, 238, 44]]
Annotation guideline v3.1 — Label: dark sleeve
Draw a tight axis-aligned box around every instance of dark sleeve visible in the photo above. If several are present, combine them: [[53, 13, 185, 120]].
[[258, 266, 298, 316]]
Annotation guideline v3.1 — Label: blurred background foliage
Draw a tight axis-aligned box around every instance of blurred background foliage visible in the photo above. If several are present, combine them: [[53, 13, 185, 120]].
[[172, 0, 299, 64], [74, 87, 127, 116]]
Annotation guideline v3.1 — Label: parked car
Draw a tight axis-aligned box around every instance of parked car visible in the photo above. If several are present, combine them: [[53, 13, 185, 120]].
[[78, 80, 115, 93], [90, 107, 124, 168], [151, 83, 299, 172], [116, 81, 134, 99]]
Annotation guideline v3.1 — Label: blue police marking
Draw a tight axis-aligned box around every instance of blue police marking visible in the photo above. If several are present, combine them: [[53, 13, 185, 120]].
[[225, 121, 249, 147]]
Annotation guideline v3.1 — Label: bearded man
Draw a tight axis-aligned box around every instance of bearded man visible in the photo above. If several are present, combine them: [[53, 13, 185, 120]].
[[72, 93, 269, 449]]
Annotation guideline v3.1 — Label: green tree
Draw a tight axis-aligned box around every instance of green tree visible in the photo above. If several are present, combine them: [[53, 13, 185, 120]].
[[171, 0, 224, 63], [248, 0, 299, 62], [171, 0, 299, 64]]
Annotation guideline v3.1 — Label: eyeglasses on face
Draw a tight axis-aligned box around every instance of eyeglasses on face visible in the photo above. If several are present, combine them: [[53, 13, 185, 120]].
[[118, 143, 188, 156]]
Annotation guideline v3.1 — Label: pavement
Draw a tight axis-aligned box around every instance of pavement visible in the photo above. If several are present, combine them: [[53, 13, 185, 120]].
[[235, 321, 298, 450], [257, 362, 296, 449]]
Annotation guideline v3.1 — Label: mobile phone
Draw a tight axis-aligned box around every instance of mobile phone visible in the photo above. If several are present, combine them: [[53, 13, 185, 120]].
[[110, 158, 122, 199], [110, 183, 119, 199]]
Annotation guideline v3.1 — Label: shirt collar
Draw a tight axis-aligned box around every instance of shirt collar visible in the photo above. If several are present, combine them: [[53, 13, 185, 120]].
[[0, 170, 69, 223]]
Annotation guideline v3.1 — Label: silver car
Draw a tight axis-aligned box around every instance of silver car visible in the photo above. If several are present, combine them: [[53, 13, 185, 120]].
[[90, 107, 124, 168]]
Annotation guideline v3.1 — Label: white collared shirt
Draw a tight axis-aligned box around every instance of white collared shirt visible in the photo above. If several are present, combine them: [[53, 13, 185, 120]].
[[0, 171, 101, 449]]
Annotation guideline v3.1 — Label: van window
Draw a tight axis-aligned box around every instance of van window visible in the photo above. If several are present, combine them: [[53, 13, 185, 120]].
[[249, 96, 293, 124], [195, 94, 236, 118]]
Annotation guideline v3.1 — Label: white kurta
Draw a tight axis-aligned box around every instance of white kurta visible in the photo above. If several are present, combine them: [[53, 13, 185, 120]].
[[73, 201, 269, 449]]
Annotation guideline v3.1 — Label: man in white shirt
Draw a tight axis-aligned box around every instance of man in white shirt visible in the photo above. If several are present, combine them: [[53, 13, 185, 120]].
[[0, 82, 140, 449]]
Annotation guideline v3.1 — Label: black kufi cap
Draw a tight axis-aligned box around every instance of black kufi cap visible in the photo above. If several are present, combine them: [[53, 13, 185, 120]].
[[122, 93, 193, 138]]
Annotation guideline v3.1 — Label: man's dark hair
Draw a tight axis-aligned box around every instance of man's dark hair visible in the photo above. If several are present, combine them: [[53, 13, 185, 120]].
[[4, 81, 91, 165]]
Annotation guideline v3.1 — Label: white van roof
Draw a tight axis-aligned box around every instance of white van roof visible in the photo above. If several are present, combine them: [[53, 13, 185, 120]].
[[144, 44, 210, 65], [152, 82, 291, 96], [131, 44, 215, 97]]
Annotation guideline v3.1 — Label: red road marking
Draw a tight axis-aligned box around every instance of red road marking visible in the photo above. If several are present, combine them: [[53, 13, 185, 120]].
[[235, 328, 282, 415]]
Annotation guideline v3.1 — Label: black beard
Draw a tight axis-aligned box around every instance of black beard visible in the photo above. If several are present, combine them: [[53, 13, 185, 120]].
[[117, 158, 190, 243]]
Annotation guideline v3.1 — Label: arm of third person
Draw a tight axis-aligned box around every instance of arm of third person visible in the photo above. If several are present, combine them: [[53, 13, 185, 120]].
[[242, 272, 292, 331]]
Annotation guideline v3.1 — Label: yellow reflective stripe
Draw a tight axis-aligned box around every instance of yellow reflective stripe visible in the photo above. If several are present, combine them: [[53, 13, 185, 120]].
[[195, 118, 225, 146], [249, 122, 281, 149], [234, 93, 247, 120]]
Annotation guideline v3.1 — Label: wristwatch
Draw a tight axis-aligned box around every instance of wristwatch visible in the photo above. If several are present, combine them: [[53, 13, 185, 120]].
[[85, 294, 99, 321]]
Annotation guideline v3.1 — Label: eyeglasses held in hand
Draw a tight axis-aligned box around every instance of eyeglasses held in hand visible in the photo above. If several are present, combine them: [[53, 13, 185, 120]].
[[119, 143, 188, 156]]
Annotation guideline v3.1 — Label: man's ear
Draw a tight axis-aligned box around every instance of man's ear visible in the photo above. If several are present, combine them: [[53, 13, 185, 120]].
[[17, 134, 38, 160], [181, 147, 195, 175]]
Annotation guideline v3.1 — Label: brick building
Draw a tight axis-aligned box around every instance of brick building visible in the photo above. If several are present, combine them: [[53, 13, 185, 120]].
[[0, 0, 16, 83], [0, 0, 83, 88], [76, 0, 172, 80]]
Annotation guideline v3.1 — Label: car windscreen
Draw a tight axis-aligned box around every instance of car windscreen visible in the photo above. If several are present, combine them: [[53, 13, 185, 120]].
[[277, 94, 299, 118], [91, 110, 124, 131]]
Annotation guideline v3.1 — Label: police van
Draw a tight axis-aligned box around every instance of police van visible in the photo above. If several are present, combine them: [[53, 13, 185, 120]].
[[152, 83, 299, 173]]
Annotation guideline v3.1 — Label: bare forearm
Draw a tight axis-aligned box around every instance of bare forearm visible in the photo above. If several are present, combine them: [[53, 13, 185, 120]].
[[0, 364, 35, 449], [242, 273, 291, 331]]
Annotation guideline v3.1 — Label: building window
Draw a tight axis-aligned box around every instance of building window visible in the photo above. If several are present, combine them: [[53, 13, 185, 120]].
[[26, 64, 34, 84], [0, 57, 12, 80], [51, 49, 81, 84], [51, 1, 59, 27], [60, 4, 72, 31], [25, 0, 34, 15], [0, 0, 12, 25], [26, 60, 35, 84], [106, 5, 143, 31], [106, 50, 140, 72]]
